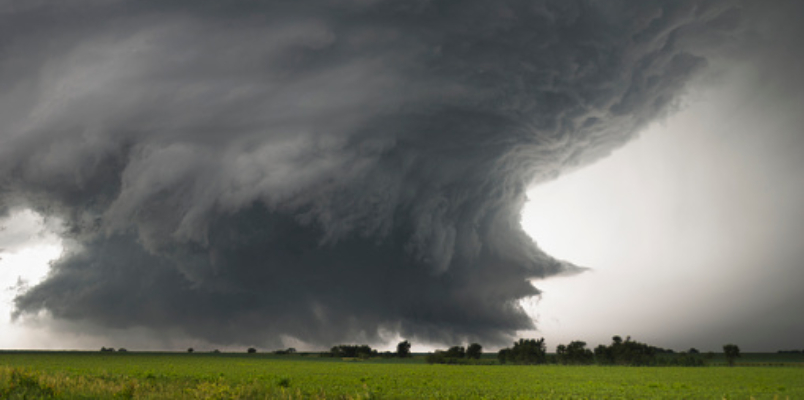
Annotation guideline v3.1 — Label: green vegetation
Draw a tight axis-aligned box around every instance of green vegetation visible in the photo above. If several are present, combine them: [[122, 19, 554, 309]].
[[466, 343, 482, 360], [487, 336, 704, 367], [329, 345, 376, 359], [0, 351, 802, 399], [556, 341, 594, 365], [497, 338, 547, 365], [395, 341, 411, 358], [724, 343, 741, 366]]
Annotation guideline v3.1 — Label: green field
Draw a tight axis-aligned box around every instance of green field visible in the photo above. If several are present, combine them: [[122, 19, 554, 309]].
[[1, 352, 802, 399]]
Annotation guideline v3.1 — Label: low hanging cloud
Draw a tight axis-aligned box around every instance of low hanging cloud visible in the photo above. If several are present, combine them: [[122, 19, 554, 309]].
[[1, 0, 740, 347]]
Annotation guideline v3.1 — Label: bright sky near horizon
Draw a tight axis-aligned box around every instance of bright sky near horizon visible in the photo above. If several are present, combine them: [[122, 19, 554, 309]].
[[0, 211, 61, 349], [520, 65, 804, 352]]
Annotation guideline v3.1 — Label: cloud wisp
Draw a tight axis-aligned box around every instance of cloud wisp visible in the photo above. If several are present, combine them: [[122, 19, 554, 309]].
[[0, 1, 739, 347]]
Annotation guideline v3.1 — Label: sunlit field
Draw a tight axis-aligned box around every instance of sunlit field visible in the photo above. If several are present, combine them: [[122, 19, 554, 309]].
[[1, 351, 802, 399]]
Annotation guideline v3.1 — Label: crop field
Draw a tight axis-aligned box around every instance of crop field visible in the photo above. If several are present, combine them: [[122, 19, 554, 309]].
[[0, 352, 802, 399]]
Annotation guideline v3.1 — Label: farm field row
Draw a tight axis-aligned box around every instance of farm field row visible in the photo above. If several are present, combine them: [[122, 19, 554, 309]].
[[0, 352, 802, 399]]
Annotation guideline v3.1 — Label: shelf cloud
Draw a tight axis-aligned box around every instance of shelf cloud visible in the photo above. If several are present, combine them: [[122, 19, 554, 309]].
[[2, 0, 740, 347]]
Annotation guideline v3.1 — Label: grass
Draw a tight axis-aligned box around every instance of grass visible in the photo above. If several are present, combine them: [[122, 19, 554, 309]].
[[0, 351, 802, 399]]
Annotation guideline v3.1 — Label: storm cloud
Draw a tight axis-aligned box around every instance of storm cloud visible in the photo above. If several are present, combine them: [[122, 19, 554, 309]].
[[1, 0, 740, 347]]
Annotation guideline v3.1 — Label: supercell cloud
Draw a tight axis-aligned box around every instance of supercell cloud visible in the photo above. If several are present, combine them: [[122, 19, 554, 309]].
[[0, 1, 739, 347]]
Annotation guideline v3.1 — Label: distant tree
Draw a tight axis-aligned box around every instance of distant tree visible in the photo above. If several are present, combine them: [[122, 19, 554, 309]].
[[444, 346, 466, 359], [594, 335, 658, 366], [247, 347, 257, 354], [212, 349, 221, 353], [118, 348, 127, 352], [497, 348, 511, 364], [593, 344, 612, 364], [425, 347, 480, 365], [187, 348, 194, 353], [466, 343, 482, 360], [330, 344, 374, 359], [498, 338, 547, 365], [556, 341, 593, 365], [274, 347, 297, 355], [688, 348, 699, 354], [396, 340, 411, 358], [425, 351, 446, 364], [100, 347, 115, 353], [723, 344, 740, 366]]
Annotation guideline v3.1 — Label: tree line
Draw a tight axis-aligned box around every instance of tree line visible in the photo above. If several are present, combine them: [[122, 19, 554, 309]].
[[325, 340, 413, 359], [427, 336, 741, 367], [98, 336, 744, 366], [424, 343, 484, 364]]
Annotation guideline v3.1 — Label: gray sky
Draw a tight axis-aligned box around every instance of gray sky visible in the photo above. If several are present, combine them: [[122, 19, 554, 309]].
[[0, 0, 802, 352]]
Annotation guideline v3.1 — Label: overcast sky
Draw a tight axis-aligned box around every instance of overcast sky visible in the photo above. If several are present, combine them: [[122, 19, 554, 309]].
[[0, 0, 802, 352]]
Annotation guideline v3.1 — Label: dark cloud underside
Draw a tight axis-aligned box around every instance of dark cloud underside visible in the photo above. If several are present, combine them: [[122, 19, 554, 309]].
[[0, 0, 739, 347]]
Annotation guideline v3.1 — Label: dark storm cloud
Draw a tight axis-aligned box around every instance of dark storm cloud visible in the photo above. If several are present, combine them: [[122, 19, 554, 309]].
[[1, 0, 738, 347]]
